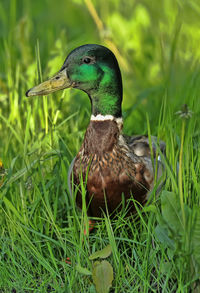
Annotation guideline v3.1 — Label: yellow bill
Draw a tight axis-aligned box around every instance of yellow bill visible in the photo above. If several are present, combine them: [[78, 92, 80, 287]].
[[26, 69, 72, 97]]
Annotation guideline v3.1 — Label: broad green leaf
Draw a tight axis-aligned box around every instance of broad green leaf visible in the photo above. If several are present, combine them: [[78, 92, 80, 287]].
[[76, 264, 92, 276], [88, 284, 96, 293], [160, 262, 173, 275], [167, 248, 175, 260], [89, 245, 112, 260], [161, 191, 184, 233], [155, 224, 175, 249], [92, 260, 113, 293]]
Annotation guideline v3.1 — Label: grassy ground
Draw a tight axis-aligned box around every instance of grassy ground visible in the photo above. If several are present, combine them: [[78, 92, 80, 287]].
[[0, 0, 200, 292]]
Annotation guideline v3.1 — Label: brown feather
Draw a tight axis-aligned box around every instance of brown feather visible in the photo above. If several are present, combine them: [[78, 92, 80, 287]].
[[72, 120, 160, 217]]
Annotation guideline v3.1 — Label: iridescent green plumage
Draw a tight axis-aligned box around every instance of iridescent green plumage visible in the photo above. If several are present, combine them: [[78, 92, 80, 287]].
[[27, 44, 122, 117]]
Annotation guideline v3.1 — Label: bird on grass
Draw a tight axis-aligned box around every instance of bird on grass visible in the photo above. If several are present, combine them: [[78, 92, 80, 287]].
[[26, 44, 165, 218]]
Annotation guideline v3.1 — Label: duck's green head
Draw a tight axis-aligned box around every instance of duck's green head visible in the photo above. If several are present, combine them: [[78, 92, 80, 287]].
[[26, 44, 123, 118]]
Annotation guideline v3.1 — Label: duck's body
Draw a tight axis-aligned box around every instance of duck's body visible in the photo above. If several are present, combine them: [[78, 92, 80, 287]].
[[71, 118, 164, 216], [26, 44, 165, 217]]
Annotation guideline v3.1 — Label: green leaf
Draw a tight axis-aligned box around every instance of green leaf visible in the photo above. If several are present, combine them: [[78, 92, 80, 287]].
[[155, 224, 175, 249], [89, 245, 112, 260], [143, 204, 157, 213], [92, 260, 113, 293], [160, 261, 173, 275], [3, 197, 25, 223], [161, 191, 184, 233], [88, 284, 96, 293], [75, 264, 92, 276]]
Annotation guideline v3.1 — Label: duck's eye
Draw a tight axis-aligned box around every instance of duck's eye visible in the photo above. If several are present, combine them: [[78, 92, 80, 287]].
[[82, 57, 94, 64]]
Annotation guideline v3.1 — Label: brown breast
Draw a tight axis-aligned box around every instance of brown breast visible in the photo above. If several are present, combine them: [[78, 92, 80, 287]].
[[72, 120, 152, 217]]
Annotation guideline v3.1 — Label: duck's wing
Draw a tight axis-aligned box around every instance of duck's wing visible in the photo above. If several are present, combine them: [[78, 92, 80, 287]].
[[125, 135, 166, 159], [126, 135, 166, 194]]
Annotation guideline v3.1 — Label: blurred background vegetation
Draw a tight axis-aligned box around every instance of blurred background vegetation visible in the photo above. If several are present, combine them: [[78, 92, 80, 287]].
[[0, 0, 200, 139], [0, 0, 200, 292]]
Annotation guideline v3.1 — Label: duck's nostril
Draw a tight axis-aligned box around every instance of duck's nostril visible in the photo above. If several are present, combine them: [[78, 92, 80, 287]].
[[55, 76, 60, 80]]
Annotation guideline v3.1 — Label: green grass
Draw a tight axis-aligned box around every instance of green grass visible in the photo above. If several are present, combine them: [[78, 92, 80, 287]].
[[0, 0, 200, 292]]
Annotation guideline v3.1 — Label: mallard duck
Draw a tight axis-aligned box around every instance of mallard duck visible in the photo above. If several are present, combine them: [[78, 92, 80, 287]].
[[26, 44, 165, 217]]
